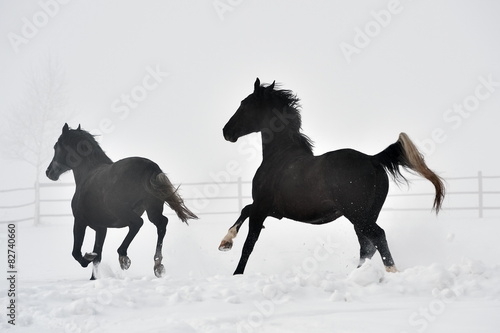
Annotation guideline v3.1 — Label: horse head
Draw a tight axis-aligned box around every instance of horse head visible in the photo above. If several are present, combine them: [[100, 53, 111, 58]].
[[46, 123, 92, 180], [223, 78, 276, 142]]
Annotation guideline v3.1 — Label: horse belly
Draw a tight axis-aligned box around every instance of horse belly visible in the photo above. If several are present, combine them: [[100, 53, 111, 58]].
[[277, 187, 340, 224], [74, 190, 146, 229], [74, 201, 127, 228]]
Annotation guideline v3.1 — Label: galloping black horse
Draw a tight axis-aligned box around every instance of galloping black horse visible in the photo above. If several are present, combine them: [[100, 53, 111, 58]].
[[219, 78, 445, 274], [46, 124, 197, 279]]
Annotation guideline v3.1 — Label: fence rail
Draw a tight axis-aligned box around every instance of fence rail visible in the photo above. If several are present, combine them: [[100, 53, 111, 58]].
[[1, 171, 499, 224]]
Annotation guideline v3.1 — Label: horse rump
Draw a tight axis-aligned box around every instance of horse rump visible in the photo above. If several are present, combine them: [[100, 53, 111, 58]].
[[148, 173, 198, 223], [374, 132, 445, 213]]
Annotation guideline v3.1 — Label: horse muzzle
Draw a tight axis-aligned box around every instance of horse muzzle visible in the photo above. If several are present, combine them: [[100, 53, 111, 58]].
[[46, 168, 59, 181], [46, 161, 62, 181], [223, 127, 238, 143]]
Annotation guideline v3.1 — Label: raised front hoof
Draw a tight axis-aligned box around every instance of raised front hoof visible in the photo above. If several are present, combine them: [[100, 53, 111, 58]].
[[154, 264, 166, 278], [218, 240, 233, 251], [119, 255, 131, 270], [385, 265, 398, 273]]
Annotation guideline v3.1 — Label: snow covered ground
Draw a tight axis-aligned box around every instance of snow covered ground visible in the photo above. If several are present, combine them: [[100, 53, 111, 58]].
[[1, 213, 499, 333]]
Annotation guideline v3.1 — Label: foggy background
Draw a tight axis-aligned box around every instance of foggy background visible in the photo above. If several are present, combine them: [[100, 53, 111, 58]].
[[1, 0, 499, 203], [1, 3, 500, 331]]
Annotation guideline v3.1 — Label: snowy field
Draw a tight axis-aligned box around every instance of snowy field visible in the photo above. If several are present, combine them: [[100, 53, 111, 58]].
[[1, 213, 499, 333], [1, 1, 499, 332]]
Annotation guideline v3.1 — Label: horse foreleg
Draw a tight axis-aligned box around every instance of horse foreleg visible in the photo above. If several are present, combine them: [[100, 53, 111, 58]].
[[219, 204, 252, 251], [72, 223, 96, 268], [117, 215, 144, 270], [219, 223, 239, 251], [90, 227, 107, 280], [234, 212, 266, 275]]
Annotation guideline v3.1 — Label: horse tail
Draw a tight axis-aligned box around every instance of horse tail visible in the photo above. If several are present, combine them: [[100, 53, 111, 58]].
[[148, 173, 198, 223], [374, 132, 445, 213]]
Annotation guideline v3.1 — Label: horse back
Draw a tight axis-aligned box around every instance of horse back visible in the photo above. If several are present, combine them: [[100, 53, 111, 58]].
[[253, 149, 389, 223], [72, 157, 162, 227]]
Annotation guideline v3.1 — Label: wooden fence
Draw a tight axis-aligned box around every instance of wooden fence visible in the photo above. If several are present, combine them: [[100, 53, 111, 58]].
[[1, 171, 499, 224]]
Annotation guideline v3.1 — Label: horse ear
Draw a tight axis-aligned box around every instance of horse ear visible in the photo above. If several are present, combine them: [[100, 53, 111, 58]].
[[77, 124, 81, 131], [267, 81, 275, 91], [63, 123, 69, 133], [263, 81, 275, 97], [254, 78, 261, 92]]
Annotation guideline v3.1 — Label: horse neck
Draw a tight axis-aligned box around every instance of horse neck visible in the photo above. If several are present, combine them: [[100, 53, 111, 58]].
[[261, 126, 312, 161], [72, 149, 112, 184]]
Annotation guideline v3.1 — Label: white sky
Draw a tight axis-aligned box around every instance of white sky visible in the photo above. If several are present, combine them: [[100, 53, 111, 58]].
[[1, 0, 500, 189]]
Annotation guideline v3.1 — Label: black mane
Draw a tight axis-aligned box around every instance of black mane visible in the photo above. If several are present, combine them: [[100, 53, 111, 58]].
[[265, 84, 314, 154], [61, 127, 113, 165]]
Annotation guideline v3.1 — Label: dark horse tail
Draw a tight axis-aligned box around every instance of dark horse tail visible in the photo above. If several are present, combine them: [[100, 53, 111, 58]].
[[374, 132, 445, 213], [148, 173, 198, 223]]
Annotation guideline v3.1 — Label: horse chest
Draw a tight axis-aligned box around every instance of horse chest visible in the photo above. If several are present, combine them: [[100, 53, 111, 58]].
[[252, 164, 334, 221], [72, 191, 121, 226]]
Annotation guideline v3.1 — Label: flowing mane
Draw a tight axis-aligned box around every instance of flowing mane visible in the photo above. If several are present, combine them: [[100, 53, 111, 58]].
[[61, 127, 113, 166], [265, 83, 314, 154]]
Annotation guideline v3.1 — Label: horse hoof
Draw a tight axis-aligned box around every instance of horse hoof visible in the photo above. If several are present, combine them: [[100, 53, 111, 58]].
[[154, 264, 166, 278], [385, 265, 398, 273], [119, 256, 131, 270], [218, 241, 233, 251]]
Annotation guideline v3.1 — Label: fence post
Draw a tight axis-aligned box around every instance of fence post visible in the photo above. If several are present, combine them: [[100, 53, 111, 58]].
[[34, 180, 40, 225], [478, 171, 483, 218]]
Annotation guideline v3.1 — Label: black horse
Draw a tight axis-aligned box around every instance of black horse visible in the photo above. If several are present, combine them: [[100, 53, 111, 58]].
[[219, 78, 445, 274], [46, 124, 197, 279]]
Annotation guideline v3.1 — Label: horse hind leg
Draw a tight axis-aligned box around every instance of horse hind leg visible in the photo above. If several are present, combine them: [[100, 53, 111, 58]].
[[362, 224, 397, 272], [354, 225, 377, 268], [147, 207, 169, 278], [351, 218, 397, 273], [153, 216, 168, 278]]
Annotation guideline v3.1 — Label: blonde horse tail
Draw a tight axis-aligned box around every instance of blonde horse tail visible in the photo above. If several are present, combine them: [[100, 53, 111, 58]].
[[374, 133, 445, 213]]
